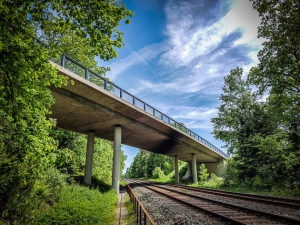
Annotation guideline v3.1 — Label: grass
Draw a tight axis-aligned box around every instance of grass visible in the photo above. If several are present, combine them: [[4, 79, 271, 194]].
[[34, 184, 118, 225], [123, 194, 136, 224]]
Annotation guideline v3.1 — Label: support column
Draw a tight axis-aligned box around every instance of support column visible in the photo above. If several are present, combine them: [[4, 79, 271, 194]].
[[174, 155, 179, 184], [187, 163, 192, 179], [112, 125, 122, 194], [84, 131, 95, 184], [191, 153, 198, 183]]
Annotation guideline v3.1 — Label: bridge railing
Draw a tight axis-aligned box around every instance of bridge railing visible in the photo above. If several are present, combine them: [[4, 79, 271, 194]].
[[127, 184, 156, 225], [58, 55, 228, 158]]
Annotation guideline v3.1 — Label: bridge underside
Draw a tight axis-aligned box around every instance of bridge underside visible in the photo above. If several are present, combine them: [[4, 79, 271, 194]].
[[49, 65, 225, 164]]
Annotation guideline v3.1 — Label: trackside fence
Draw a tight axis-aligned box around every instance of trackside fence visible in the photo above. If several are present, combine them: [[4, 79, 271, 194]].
[[57, 54, 228, 158], [127, 184, 156, 225]]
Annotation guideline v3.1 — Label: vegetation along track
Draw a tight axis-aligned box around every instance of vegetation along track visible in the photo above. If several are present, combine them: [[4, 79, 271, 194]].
[[127, 179, 300, 225]]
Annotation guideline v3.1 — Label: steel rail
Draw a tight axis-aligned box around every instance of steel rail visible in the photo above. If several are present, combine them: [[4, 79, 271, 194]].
[[131, 180, 300, 225], [171, 184, 300, 208]]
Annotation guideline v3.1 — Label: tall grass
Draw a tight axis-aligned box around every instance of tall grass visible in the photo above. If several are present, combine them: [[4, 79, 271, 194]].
[[34, 185, 117, 225]]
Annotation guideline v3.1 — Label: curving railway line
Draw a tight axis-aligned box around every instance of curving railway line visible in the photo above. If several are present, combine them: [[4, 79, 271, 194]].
[[126, 179, 300, 225]]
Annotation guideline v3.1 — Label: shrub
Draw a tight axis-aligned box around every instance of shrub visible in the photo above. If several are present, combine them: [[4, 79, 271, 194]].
[[152, 167, 165, 179], [202, 174, 223, 188], [198, 164, 209, 183], [34, 185, 117, 225]]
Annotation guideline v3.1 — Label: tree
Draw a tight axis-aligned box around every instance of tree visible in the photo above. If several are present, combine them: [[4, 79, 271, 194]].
[[249, 0, 300, 152], [248, 0, 300, 189], [0, 1, 132, 222], [198, 164, 209, 183], [211, 67, 276, 184]]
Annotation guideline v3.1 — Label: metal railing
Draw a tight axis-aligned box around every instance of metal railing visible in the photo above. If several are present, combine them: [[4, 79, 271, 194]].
[[127, 184, 156, 225], [57, 54, 228, 158]]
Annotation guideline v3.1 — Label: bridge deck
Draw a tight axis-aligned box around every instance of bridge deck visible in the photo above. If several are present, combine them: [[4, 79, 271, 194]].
[[50, 61, 226, 164]]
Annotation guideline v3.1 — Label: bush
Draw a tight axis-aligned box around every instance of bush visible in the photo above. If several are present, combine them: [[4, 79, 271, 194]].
[[198, 164, 209, 183], [152, 167, 165, 179], [34, 185, 117, 225], [202, 174, 223, 188]]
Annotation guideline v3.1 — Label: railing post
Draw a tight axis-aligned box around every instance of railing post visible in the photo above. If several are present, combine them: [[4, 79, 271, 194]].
[[60, 54, 66, 67], [104, 80, 107, 90], [136, 202, 138, 224], [133, 97, 135, 105], [139, 206, 142, 225], [85, 69, 89, 80], [120, 90, 123, 98]]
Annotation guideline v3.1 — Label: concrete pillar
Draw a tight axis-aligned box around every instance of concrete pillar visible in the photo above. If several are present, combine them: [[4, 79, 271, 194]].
[[206, 158, 227, 176], [84, 131, 95, 184], [174, 155, 179, 184], [191, 154, 198, 183], [112, 125, 122, 194], [187, 163, 191, 178]]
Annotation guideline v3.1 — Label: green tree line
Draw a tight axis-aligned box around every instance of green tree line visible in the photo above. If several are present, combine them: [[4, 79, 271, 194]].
[[211, 0, 300, 192], [124, 149, 175, 178], [0, 0, 133, 224]]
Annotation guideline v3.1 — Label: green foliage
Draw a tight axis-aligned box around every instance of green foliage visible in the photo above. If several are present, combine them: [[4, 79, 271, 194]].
[[212, 1, 300, 193], [123, 194, 136, 224], [34, 186, 117, 225], [248, 0, 300, 190], [198, 164, 209, 183], [124, 150, 176, 178], [152, 167, 165, 179], [0, 168, 69, 224], [221, 158, 239, 187], [0, 20, 66, 223], [0, 0, 133, 223]]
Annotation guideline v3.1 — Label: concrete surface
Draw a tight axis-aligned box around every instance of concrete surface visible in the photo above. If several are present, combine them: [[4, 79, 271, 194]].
[[49, 62, 226, 169]]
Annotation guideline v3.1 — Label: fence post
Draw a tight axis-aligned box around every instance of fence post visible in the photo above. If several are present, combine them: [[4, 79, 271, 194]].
[[136, 202, 139, 224], [104, 80, 107, 90], [139, 206, 142, 225], [85, 69, 89, 80], [60, 54, 66, 67]]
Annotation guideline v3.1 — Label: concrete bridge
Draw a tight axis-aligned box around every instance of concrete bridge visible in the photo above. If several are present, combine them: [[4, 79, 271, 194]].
[[49, 55, 227, 193]]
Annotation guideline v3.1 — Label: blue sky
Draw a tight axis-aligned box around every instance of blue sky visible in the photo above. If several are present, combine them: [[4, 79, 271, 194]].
[[99, 0, 263, 172]]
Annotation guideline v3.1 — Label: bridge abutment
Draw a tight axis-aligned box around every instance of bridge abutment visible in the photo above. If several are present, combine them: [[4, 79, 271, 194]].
[[205, 159, 227, 176], [84, 131, 95, 184], [112, 125, 122, 194]]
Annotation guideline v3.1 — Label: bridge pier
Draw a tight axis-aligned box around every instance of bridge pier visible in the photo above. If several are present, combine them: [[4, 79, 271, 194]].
[[112, 125, 122, 194], [206, 159, 227, 176], [191, 154, 198, 183], [174, 155, 179, 184], [84, 131, 95, 184], [186, 163, 192, 180]]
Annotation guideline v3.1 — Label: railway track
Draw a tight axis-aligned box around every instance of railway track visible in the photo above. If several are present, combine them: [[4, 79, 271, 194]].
[[171, 184, 300, 209], [127, 180, 300, 225]]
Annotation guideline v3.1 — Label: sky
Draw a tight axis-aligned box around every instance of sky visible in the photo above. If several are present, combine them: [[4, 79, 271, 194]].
[[99, 0, 263, 173]]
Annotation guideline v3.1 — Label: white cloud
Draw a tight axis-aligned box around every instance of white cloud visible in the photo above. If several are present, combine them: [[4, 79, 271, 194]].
[[106, 42, 167, 80], [106, 0, 263, 97], [171, 106, 218, 120], [227, 0, 263, 46], [159, 0, 263, 68]]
